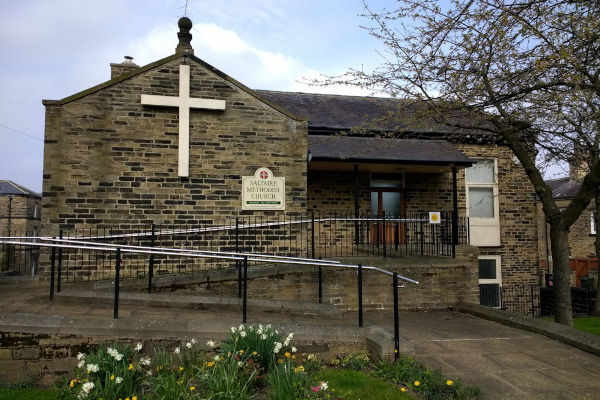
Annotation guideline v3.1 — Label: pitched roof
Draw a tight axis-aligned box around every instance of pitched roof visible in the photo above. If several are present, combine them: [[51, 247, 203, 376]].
[[42, 54, 307, 122], [546, 177, 582, 199], [256, 90, 494, 139], [0, 180, 41, 198], [308, 135, 474, 166]]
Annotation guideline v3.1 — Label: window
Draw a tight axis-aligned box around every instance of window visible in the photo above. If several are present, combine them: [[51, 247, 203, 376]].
[[465, 159, 500, 246], [592, 211, 597, 235], [478, 255, 502, 308]]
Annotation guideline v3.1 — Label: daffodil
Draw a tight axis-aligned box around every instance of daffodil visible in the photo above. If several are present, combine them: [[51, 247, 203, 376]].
[[414, 380, 420, 387], [190, 386, 196, 391], [447, 380, 454, 386]]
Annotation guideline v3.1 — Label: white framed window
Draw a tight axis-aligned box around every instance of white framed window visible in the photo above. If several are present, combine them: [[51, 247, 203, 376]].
[[592, 211, 596, 235], [465, 159, 500, 246], [478, 255, 502, 308]]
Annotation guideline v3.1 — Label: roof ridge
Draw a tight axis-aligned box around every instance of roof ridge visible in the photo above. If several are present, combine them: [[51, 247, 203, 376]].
[[0, 180, 40, 197], [255, 89, 392, 100]]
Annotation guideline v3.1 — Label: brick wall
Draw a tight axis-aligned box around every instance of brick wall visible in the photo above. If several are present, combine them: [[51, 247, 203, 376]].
[[41, 57, 308, 237]]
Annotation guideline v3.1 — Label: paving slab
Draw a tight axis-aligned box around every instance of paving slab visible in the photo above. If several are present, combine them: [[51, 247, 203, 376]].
[[1, 281, 600, 398]]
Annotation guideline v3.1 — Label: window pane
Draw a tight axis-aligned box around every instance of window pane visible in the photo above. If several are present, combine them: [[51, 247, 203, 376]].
[[381, 192, 402, 217], [469, 187, 494, 218], [466, 159, 494, 183], [371, 192, 379, 216], [479, 259, 496, 279]]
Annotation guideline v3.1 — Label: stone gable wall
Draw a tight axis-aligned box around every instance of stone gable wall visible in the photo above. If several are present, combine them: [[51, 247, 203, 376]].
[[42, 58, 308, 237]]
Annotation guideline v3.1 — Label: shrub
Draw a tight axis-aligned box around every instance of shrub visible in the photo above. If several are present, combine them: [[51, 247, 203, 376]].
[[329, 352, 370, 370], [197, 352, 256, 400]]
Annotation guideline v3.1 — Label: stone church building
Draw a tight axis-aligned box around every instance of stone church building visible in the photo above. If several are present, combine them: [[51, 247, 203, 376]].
[[41, 18, 539, 301]]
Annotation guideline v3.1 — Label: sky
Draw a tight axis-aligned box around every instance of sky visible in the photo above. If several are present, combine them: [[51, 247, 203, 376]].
[[0, 0, 391, 192], [0, 0, 568, 193]]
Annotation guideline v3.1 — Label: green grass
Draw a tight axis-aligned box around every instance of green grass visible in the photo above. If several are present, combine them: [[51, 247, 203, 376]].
[[542, 316, 600, 336], [314, 368, 415, 400], [573, 316, 600, 336], [0, 388, 59, 400]]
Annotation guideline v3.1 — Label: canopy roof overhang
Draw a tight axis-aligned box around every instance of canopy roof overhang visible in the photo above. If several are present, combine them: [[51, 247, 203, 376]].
[[307, 135, 474, 173]]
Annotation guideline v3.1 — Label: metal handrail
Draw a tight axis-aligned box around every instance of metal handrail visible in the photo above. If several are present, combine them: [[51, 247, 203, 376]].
[[1, 237, 416, 359], [0, 238, 418, 284], [28, 215, 453, 240]]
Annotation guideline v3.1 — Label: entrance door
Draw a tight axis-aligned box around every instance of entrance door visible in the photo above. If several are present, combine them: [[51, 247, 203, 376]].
[[370, 189, 405, 244]]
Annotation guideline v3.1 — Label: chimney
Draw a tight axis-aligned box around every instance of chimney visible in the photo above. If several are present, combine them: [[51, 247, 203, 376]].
[[569, 145, 589, 182], [110, 56, 140, 79]]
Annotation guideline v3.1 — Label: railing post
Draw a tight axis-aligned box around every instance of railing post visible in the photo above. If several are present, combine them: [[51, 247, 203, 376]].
[[530, 285, 535, 317], [237, 217, 241, 299], [148, 224, 155, 294], [50, 245, 56, 301], [311, 211, 315, 259], [57, 230, 63, 292], [242, 256, 248, 323], [318, 264, 323, 304], [452, 165, 458, 258], [358, 264, 363, 327], [393, 272, 400, 361], [419, 219, 424, 256], [114, 248, 120, 319], [395, 222, 399, 251], [382, 213, 387, 259]]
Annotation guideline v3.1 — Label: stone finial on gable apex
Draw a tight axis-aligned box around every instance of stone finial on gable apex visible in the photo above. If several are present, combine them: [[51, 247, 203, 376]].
[[176, 17, 194, 55]]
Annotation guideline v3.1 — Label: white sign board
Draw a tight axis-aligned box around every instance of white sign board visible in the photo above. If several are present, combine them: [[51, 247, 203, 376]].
[[429, 211, 441, 224], [242, 168, 285, 210]]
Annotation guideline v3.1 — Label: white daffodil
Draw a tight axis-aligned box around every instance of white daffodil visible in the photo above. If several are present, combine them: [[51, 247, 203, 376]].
[[134, 342, 143, 352], [115, 377, 123, 384], [174, 347, 181, 354], [240, 331, 247, 338], [206, 340, 215, 348], [320, 381, 329, 390], [76, 352, 85, 360], [186, 342, 192, 349]]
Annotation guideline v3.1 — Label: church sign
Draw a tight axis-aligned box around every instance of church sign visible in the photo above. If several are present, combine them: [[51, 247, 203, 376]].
[[242, 168, 285, 210]]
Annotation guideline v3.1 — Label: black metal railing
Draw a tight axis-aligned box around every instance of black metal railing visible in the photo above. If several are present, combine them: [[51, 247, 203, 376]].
[[480, 283, 598, 317], [1, 211, 468, 277], [0, 237, 418, 360]]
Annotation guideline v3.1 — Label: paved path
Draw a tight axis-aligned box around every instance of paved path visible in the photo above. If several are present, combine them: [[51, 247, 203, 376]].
[[1, 281, 600, 399]]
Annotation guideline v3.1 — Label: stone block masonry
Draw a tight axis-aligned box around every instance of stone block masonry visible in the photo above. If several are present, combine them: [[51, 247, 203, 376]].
[[41, 57, 308, 237]]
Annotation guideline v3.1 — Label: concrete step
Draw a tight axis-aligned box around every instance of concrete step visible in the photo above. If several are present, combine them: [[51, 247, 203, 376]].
[[55, 287, 341, 317]]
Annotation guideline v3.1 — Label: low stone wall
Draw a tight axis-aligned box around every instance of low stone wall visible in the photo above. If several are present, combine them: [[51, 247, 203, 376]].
[[149, 246, 479, 311]]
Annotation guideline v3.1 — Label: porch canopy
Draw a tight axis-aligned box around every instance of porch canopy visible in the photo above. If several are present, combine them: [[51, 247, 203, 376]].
[[307, 135, 474, 173]]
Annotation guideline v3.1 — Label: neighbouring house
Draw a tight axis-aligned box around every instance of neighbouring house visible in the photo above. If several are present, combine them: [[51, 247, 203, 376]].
[[537, 169, 598, 288], [40, 18, 539, 306], [0, 180, 41, 275]]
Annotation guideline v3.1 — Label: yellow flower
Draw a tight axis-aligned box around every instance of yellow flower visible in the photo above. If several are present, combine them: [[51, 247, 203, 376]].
[[294, 365, 305, 373], [125, 398, 130, 400], [178, 380, 183, 385], [252, 351, 258, 356], [179, 366, 184, 372], [284, 352, 291, 358], [132, 397, 137, 400], [414, 380, 420, 387], [69, 380, 75, 388], [128, 364, 134, 371], [239, 350, 245, 354], [110, 375, 115, 381], [278, 358, 283, 364], [447, 380, 453, 386], [401, 388, 406, 392], [190, 386, 196, 391]]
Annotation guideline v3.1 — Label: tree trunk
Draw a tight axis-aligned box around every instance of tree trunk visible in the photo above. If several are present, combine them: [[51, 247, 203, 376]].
[[549, 221, 573, 326], [594, 191, 600, 316]]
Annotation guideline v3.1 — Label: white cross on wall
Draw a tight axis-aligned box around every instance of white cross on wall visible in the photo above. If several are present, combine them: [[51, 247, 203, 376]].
[[141, 64, 226, 177]]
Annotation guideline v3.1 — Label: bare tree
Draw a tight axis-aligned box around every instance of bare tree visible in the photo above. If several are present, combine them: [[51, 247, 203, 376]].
[[318, 0, 600, 325]]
